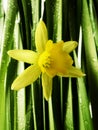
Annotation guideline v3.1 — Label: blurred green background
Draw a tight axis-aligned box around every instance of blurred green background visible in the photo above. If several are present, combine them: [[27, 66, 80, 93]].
[[0, 0, 98, 130]]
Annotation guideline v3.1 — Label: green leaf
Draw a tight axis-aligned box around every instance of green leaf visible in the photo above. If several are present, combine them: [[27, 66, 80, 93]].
[[0, 0, 18, 129], [64, 78, 74, 130], [82, 0, 98, 129]]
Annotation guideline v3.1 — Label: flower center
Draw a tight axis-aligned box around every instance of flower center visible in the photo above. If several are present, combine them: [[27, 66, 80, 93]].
[[38, 40, 73, 77], [38, 51, 53, 73]]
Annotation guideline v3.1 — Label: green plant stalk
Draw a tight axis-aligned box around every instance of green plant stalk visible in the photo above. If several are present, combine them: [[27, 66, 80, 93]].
[[52, 0, 62, 42], [78, 106, 85, 130], [31, 85, 37, 130], [74, 51, 93, 129], [77, 77, 93, 130], [82, 0, 98, 129], [0, 0, 4, 45], [6, 59, 18, 130], [31, 0, 40, 49], [89, 0, 98, 51], [0, 0, 18, 130], [6, 24, 18, 129], [14, 91, 18, 130], [65, 78, 74, 130], [73, 47, 93, 129], [48, 98, 55, 130], [17, 65, 26, 130]]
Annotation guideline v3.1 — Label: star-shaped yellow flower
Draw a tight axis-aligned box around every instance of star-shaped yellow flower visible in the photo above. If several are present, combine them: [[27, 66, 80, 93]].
[[7, 20, 85, 101]]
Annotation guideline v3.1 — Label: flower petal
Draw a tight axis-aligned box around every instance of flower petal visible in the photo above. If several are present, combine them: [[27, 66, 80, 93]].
[[63, 41, 78, 53], [35, 20, 48, 53], [11, 65, 41, 90], [38, 40, 74, 77], [42, 73, 52, 101], [58, 66, 85, 77], [7, 50, 39, 64]]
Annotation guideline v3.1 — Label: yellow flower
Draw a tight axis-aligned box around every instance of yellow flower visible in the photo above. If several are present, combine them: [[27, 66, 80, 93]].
[[7, 20, 85, 101]]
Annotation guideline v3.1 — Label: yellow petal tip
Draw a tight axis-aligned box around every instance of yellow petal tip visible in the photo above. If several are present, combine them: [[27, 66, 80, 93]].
[[43, 89, 52, 101], [11, 86, 14, 90], [44, 96, 51, 101], [35, 20, 48, 53], [7, 50, 11, 55], [63, 41, 78, 53], [81, 73, 86, 77]]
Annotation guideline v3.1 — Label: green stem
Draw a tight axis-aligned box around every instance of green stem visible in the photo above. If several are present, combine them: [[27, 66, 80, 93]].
[[64, 78, 74, 130], [0, 0, 18, 129], [82, 0, 98, 129], [74, 50, 93, 129], [89, 0, 98, 52]]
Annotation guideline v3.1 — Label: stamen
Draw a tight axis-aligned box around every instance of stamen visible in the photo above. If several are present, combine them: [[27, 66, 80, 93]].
[[42, 56, 52, 68], [42, 63, 50, 68], [38, 51, 53, 72]]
